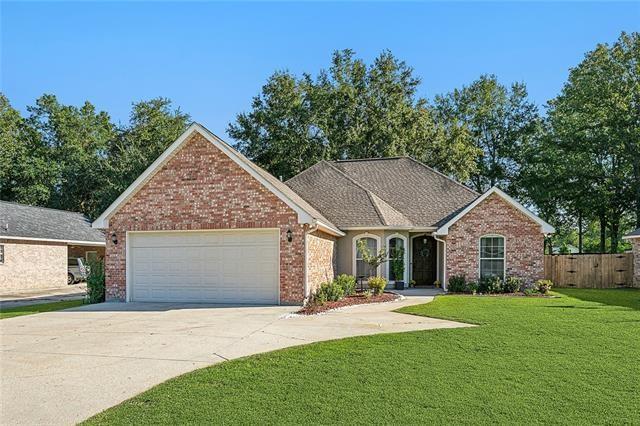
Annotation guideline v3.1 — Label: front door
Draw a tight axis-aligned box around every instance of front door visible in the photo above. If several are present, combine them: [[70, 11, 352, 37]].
[[412, 236, 437, 286]]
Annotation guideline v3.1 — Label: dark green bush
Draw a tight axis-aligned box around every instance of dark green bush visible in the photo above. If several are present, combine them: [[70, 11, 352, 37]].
[[447, 275, 467, 293], [479, 276, 503, 294], [367, 276, 387, 295], [313, 281, 344, 304], [466, 281, 479, 294], [536, 279, 553, 294], [334, 274, 356, 296], [86, 259, 105, 304], [503, 276, 523, 293]]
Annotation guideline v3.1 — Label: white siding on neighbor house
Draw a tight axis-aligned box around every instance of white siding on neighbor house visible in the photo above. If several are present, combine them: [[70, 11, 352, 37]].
[[0, 240, 67, 292], [128, 229, 279, 304]]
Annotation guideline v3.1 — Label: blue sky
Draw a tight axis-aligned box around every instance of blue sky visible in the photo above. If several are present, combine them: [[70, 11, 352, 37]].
[[2, 1, 638, 138]]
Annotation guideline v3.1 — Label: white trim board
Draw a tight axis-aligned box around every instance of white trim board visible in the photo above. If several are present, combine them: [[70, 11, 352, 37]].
[[435, 187, 555, 236], [92, 123, 343, 237], [0, 235, 105, 246]]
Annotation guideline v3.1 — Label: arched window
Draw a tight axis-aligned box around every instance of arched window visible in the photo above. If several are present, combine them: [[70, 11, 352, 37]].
[[386, 234, 407, 282], [480, 235, 505, 280], [354, 235, 380, 278]]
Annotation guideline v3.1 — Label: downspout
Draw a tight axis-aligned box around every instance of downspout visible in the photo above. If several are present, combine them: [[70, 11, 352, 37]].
[[303, 222, 319, 305], [433, 234, 447, 292]]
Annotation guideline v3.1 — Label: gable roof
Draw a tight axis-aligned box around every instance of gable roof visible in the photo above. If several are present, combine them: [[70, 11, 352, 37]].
[[623, 228, 640, 239], [92, 123, 343, 236], [286, 157, 479, 229], [434, 187, 555, 235], [0, 201, 105, 245]]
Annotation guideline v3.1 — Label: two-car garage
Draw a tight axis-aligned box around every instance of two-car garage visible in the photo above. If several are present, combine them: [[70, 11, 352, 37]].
[[128, 229, 279, 304]]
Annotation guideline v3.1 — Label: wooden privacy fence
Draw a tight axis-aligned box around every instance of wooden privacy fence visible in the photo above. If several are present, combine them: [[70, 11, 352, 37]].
[[544, 253, 635, 288]]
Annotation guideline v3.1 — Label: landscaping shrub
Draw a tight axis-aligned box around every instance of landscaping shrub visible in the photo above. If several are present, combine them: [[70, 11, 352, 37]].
[[367, 276, 387, 295], [503, 276, 523, 293], [334, 274, 356, 296], [479, 276, 503, 294], [447, 275, 467, 293], [86, 259, 105, 304], [466, 281, 479, 294], [536, 279, 553, 294], [523, 285, 538, 296], [314, 281, 344, 304]]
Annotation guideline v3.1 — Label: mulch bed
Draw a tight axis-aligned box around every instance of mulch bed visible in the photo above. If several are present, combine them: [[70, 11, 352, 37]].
[[297, 292, 400, 315]]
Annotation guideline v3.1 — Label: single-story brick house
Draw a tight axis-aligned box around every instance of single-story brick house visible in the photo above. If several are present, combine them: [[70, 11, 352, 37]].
[[0, 201, 105, 292], [93, 123, 554, 305], [623, 228, 640, 286]]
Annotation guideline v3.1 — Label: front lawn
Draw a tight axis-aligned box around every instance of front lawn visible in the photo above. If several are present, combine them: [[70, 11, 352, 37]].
[[86, 289, 640, 425], [0, 299, 85, 319]]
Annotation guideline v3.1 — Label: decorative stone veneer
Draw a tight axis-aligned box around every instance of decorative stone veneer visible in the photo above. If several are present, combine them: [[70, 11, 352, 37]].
[[631, 239, 640, 287], [105, 132, 306, 304], [306, 230, 337, 296], [0, 239, 67, 292], [446, 193, 544, 285]]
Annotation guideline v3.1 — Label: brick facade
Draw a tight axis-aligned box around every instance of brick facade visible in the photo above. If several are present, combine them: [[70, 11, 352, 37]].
[[446, 193, 544, 285], [0, 239, 67, 291], [306, 230, 337, 296], [105, 132, 306, 304], [631, 239, 640, 287]]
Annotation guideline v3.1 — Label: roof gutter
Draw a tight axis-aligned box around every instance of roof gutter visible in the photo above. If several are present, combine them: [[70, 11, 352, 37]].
[[0, 235, 106, 246], [314, 220, 345, 237]]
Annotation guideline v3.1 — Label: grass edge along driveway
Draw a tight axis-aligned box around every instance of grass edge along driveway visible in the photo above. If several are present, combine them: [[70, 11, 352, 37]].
[[0, 299, 84, 319], [85, 289, 640, 425]]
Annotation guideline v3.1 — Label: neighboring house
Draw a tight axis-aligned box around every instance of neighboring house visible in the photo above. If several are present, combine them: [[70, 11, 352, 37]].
[[623, 228, 640, 286], [0, 201, 106, 292], [551, 244, 579, 254], [93, 123, 554, 305]]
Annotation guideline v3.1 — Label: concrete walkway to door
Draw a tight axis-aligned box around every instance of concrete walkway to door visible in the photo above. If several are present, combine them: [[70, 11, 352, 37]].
[[0, 294, 470, 425]]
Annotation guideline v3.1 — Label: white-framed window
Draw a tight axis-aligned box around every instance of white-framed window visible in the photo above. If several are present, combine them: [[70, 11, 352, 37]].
[[479, 235, 505, 280], [353, 234, 381, 278], [386, 234, 407, 282], [0, 244, 4, 264]]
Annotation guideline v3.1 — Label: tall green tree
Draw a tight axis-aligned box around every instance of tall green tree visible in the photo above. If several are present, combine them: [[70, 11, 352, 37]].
[[546, 31, 639, 252], [25, 94, 117, 217], [0, 93, 55, 204], [229, 49, 480, 181], [433, 75, 541, 194]]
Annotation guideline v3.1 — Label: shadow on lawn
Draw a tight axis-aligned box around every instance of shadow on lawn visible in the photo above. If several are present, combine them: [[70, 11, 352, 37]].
[[554, 288, 640, 311]]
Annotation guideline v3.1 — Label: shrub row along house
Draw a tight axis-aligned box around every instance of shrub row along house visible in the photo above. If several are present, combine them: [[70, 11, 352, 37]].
[[0, 201, 105, 292], [92, 123, 555, 304]]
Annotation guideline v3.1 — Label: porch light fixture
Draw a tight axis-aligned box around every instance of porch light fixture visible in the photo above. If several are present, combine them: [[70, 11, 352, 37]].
[[423, 237, 427, 244], [286, 229, 292, 242], [111, 233, 118, 245]]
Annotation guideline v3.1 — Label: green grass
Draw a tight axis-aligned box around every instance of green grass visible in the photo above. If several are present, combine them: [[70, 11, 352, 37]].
[[86, 289, 640, 425], [0, 299, 85, 319]]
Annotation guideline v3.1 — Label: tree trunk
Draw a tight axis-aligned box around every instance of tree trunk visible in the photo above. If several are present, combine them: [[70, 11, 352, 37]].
[[599, 213, 606, 253], [610, 217, 619, 254], [578, 212, 583, 254]]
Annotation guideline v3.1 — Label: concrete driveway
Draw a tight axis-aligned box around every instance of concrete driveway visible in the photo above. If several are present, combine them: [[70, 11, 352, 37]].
[[0, 295, 470, 425]]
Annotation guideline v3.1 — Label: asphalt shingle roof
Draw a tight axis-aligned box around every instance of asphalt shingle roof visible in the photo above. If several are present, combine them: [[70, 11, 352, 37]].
[[625, 228, 640, 238], [286, 157, 479, 229], [0, 201, 105, 243]]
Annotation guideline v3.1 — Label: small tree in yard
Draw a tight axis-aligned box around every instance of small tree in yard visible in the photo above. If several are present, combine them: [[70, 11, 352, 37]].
[[86, 259, 105, 304], [356, 239, 387, 278]]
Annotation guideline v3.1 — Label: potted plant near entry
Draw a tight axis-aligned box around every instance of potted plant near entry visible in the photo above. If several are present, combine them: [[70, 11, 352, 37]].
[[391, 247, 405, 290]]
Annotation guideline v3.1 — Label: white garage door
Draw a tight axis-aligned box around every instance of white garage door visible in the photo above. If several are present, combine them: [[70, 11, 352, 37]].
[[129, 229, 279, 304]]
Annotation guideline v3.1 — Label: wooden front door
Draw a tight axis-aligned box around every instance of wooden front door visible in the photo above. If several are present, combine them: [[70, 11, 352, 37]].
[[412, 236, 437, 286]]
